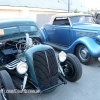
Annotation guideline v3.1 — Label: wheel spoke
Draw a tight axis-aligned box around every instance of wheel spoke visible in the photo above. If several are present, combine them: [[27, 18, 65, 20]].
[[63, 61, 75, 77]]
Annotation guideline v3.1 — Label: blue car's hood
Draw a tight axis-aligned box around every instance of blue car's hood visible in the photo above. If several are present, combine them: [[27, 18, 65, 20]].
[[72, 23, 100, 31]]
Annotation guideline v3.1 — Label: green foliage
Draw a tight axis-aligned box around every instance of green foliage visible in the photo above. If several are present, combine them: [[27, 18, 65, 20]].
[[74, 8, 80, 13], [88, 12, 92, 15], [71, 10, 74, 13], [83, 12, 88, 14]]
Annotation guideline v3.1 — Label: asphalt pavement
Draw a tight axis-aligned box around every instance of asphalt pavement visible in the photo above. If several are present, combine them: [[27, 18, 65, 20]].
[[17, 57, 100, 100]]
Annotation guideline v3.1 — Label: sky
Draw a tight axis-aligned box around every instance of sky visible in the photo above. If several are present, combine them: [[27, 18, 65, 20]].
[[80, 0, 100, 10]]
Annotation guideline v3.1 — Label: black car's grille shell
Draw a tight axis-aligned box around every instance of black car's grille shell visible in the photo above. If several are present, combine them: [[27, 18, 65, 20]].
[[33, 49, 58, 90]]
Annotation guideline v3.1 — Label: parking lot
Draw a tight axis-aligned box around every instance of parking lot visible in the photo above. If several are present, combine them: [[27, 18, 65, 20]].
[[0, 0, 100, 100], [17, 54, 100, 100]]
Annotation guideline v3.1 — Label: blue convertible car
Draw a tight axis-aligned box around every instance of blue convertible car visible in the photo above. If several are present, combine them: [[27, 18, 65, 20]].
[[41, 13, 100, 65]]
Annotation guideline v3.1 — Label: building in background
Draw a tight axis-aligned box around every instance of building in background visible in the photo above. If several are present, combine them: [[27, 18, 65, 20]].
[[0, 0, 88, 27]]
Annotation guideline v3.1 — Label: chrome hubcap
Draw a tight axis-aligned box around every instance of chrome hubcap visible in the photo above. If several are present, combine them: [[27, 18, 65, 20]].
[[79, 47, 89, 61]]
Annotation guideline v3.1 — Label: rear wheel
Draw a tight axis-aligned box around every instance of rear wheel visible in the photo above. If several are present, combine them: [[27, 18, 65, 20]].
[[76, 45, 95, 65], [0, 70, 17, 100], [61, 54, 82, 82]]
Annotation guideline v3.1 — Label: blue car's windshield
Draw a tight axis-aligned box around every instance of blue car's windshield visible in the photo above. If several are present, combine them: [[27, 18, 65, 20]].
[[69, 16, 94, 24]]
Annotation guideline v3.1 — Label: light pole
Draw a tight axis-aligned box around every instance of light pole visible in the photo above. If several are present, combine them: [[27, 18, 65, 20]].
[[68, 0, 70, 13]]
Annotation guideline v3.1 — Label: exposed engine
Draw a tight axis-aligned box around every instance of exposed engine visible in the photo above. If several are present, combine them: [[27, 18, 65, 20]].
[[0, 33, 40, 66]]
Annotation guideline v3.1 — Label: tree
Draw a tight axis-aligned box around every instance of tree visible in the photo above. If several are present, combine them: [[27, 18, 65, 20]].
[[74, 8, 80, 13]]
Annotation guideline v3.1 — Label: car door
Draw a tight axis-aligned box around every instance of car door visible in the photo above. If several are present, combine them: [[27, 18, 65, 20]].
[[52, 17, 71, 47], [53, 25, 71, 46]]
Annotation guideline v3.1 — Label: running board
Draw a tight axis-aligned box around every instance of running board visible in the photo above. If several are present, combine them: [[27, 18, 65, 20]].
[[44, 42, 67, 51]]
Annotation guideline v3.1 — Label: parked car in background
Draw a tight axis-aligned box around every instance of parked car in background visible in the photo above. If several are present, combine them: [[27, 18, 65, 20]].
[[94, 12, 100, 24], [41, 13, 100, 65], [0, 19, 82, 100]]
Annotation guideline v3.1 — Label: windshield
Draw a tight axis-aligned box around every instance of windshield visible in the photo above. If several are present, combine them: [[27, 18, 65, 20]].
[[19, 26, 38, 32], [69, 16, 94, 24]]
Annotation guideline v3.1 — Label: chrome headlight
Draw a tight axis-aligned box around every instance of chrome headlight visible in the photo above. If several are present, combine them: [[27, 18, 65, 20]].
[[16, 62, 28, 75], [59, 51, 67, 62]]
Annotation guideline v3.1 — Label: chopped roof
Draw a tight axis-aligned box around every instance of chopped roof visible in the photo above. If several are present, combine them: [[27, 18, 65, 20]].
[[0, 18, 36, 28]]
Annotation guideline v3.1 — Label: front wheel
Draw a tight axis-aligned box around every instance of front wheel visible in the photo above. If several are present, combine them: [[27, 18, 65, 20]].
[[0, 70, 17, 100], [61, 54, 82, 82], [76, 45, 95, 65]]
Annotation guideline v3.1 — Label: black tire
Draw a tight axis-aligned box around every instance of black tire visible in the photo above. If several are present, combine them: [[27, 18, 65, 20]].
[[76, 44, 95, 65], [0, 70, 17, 100], [62, 53, 82, 82]]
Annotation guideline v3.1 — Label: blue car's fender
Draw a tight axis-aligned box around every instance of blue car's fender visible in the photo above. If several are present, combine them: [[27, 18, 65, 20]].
[[64, 37, 100, 57], [40, 28, 47, 43]]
